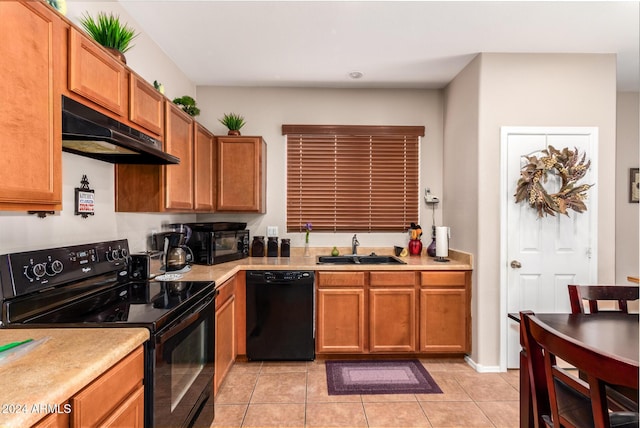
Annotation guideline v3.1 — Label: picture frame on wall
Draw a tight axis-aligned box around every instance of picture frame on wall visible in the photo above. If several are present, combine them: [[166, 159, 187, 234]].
[[630, 168, 639, 203]]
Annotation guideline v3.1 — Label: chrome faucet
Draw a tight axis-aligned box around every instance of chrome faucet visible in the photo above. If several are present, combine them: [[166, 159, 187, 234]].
[[351, 234, 360, 255]]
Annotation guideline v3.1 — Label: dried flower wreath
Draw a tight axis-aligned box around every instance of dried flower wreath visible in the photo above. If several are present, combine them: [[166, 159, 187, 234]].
[[514, 145, 594, 218]]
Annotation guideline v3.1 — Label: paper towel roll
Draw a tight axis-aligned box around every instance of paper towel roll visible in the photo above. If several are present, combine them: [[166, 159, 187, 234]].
[[435, 226, 449, 257]]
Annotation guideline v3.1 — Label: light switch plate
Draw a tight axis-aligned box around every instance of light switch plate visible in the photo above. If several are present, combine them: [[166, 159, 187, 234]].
[[267, 226, 278, 237]]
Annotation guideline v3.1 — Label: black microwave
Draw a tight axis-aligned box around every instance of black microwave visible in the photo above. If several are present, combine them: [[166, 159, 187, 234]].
[[183, 223, 249, 265]]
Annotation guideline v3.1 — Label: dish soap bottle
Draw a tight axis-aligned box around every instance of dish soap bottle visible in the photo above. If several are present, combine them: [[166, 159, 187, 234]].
[[331, 246, 339, 256]]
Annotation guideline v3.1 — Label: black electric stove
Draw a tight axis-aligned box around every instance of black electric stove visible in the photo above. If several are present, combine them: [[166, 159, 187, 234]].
[[0, 239, 217, 428]]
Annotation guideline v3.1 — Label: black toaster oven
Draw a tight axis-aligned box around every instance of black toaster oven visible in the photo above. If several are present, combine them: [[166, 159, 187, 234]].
[[183, 222, 249, 265]]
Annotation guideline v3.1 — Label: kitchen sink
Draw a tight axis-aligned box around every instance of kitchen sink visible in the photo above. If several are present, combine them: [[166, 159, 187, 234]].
[[316, 254, 406, 265]]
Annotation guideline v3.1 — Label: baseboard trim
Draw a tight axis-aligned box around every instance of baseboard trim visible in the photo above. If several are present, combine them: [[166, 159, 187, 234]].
[[464, 355, 502, 373]]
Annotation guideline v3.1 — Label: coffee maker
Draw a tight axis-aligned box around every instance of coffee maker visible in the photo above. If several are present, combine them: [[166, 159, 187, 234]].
[[153, 225, 194, 272]]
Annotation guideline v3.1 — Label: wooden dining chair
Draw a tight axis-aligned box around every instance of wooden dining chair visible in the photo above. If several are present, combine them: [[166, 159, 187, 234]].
[[567, 284, 639, 314], [520, 310, 639, 428]]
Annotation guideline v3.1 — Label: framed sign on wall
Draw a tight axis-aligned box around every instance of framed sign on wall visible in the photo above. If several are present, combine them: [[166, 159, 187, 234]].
[[75, 175, 95, 218]]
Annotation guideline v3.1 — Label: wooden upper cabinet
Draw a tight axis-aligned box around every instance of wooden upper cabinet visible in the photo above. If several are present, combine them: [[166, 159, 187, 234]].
[[194, 123, 216, 211], [217, 136, 266, 213], [164, 102, 194, 210], [129, 73, 164, 136], [0, 1, 63, 211], [68, 27, 127, 116]]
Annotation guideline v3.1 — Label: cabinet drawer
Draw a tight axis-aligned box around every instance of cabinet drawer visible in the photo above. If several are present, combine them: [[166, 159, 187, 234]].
[[370, 271, 417, 287], [421, 271, 467, 287], [216, 276, 236, 310], [317, 272, 365, 287], [71, 346, 143, 427]]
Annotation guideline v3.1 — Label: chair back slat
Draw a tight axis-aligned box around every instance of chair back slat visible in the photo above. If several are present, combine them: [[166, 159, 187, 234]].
[[567, 284, 639, 314]]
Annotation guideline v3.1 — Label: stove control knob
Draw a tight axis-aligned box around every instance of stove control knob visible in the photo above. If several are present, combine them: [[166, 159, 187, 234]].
[[118, 248, 129, 259], [25, 263, 46, 280], [105, 250, 118, 261], [45, 260, 64, 276]]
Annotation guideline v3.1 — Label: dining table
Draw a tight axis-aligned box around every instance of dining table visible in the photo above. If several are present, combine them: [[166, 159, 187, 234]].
[[509, 312, 639, 428]]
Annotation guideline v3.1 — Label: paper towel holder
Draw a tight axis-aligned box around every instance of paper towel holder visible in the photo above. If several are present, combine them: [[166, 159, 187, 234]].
[[434, 226, 450, 263]]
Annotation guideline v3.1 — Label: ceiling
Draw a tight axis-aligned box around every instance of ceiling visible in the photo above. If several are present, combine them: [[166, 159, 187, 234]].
[[117, 1, 640, 91]]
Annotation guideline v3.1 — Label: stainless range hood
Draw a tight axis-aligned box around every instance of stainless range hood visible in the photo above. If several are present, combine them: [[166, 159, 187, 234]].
[[62, 96, 179, 165]]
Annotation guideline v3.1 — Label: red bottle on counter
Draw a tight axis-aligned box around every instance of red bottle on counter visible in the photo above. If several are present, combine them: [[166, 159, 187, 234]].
[[408, 239, 423, 256]]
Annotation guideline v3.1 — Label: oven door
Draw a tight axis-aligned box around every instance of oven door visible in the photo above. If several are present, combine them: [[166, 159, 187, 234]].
[[153, 291, 215, 428]]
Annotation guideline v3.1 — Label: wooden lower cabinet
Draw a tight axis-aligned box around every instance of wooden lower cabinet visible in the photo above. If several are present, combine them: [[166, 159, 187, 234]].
[[317, 288, 366, 353], [32, 346, 144, 428], [316, 270, 470, 356], [215, 276, 237, 394], [369, 288, 416, 352], [419, 271, 471, 353]]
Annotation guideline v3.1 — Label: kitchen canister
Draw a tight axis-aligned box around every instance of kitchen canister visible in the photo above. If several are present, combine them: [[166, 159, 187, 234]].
[[251, 236, 265, 257], [280, 239, 291, 257], [267, 237, 279, 257], [435, 226, 450, 262]]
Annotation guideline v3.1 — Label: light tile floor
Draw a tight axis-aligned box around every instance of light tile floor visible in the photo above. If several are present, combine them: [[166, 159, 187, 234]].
[[212, 358, 520, 428]]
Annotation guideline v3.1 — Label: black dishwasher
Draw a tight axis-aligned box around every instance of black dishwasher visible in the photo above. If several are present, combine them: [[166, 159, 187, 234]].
[[246, 271, 315, 360]]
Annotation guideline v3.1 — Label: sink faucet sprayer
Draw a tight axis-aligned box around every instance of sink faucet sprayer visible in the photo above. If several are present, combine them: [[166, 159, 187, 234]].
[[352, 234, 360, 255]]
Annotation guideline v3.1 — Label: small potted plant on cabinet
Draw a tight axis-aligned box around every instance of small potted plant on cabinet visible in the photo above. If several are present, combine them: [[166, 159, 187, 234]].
[[78, 11, 138, 63], [173, 96, 201, 117], [219, 113, 246, 136]]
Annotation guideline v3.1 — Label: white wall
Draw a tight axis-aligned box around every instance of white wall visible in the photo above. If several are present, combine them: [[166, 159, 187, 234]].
[[443, 55, 481, 363], [0, 1, 197, 255], [616, 92, 640, 283], [444, 53, 618, 369], [195, 86, 444, 250]]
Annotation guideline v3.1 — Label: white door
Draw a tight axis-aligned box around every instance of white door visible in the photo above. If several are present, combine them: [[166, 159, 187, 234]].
[[501, 127, 598, 369]]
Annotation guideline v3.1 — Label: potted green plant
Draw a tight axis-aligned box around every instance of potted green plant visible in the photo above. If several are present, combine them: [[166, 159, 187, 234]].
[[219, 113, 246, 135], [172, 96, 200, 117], [79, 12, 138, 63]]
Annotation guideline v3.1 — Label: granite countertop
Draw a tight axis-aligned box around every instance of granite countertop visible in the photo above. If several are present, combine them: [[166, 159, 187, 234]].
[[181, 247, 473, 285], [0, 328, 149, 427]]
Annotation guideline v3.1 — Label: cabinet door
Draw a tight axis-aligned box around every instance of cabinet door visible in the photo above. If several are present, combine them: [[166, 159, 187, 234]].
[[369, 288, 416, 352], [31, 403, 70, 428], [71, 346, 144, 427], [0, 1, 63, 211], [215, 275, 236, 393], [317, 288, 366, 353], [194, 124, 216, 212], [217, 136, 266, 212], [68, 27, 127, 116], [129, 74, 164, 135], [419, 288, 467, 352], [164, 103, 194, 210], [100, 385, 144, 428], [419, 271, 470, 353]]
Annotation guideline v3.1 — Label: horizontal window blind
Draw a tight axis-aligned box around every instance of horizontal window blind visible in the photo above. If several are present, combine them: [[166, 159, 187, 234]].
[[284, 125, 424, 233]]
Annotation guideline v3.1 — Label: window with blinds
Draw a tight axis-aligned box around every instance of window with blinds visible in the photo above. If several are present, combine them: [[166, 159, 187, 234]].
[[283, 125, 424, 233]]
